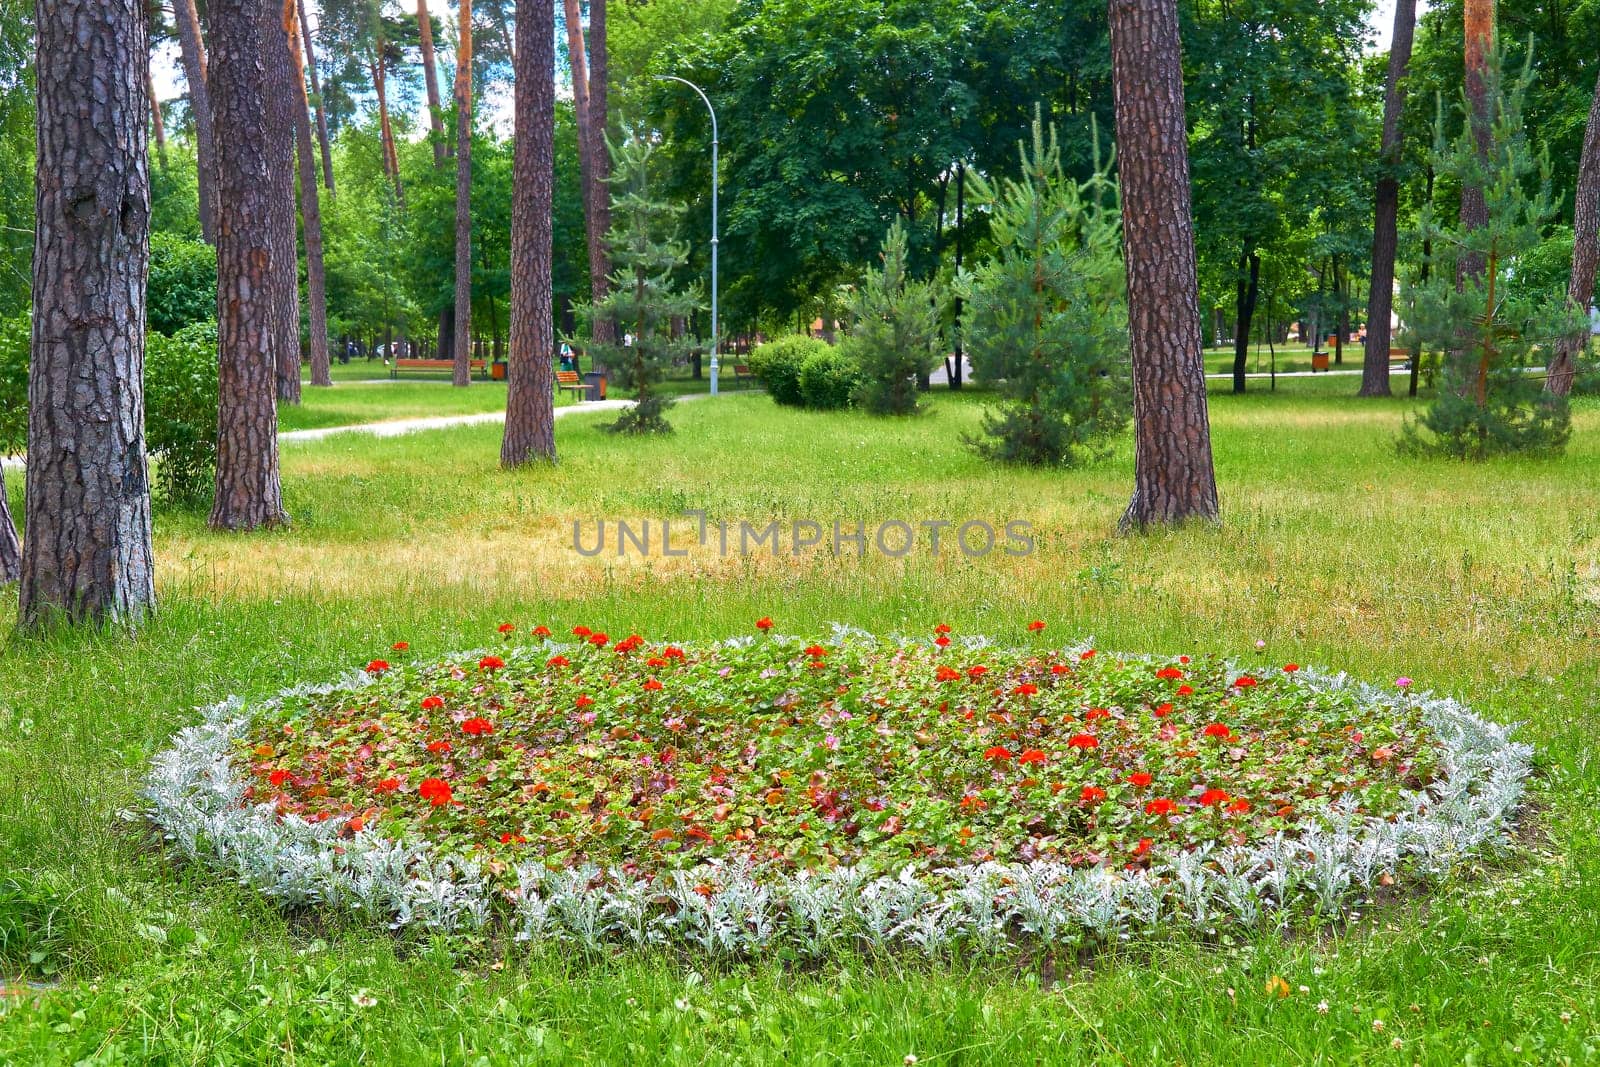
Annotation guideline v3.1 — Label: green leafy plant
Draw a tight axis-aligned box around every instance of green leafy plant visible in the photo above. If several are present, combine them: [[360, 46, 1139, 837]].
[[144, 322, 220, 506], [573, 135, 702, 435], [1399, 45, 1577, 459], [147, 232, 217, 336], [747, 334, 826, 407], [797, 346, 861, 410], [957, 111, 1130, 465], [841, 220, 941, 416]]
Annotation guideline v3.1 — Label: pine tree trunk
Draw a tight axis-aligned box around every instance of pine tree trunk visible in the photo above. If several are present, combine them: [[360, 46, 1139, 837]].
[[373, 50, 404, 206], [563, 0, 598, 294], [0, 461, 18, 584], [172, 0, 217, 243], [1360, 0, 1416, 397], [287, 0, 331, 388], [417, 0, 448, 164], [1108, 0, 1219, 531], [1546, 67, 1600, 396], [209, 0, 288, 532], [295, 0, 335, 197], [263, 1, 302, 405], [147, 71, 168, 171], [452, 0, 474, 388], [501, 0, 557, 467], [21, 0, 156, 625], [1458, 0, 1494, 285], [587, 0, 615, 345]]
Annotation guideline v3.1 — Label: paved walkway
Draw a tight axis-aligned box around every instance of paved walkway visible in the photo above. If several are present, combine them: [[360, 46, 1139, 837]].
[[279, 398, 641, 443]]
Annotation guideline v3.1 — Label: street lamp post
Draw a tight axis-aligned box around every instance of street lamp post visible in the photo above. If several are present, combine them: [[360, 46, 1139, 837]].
[[656, 74, 719, 396]]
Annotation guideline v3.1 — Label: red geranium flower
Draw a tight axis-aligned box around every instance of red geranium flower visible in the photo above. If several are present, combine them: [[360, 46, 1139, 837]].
[[1202, 723, 1232, 739], [1145, 798, 1177, 816], [1012, 683, 1039, 697], [663, 647, 685, 660], [499, 832, 527, 844], [1067, 734, 1099, 750], [1233, 675, 1258, 688], [1079, 649, 1097, 661], [1155, 667, 1184, 680], [1198, 788, 1230, 806], [478, 655, 506, 671], [1176, 685, 1194, 696], [461, 717, 495, 736], [427, 739, 452, 753], [1127, 771, 1152, 787], [1085, 707, 1110, 721], [575, 694, 595, 708], [420, 695, 444, 710], [1080, 785, 1107, 804], [968, 665, 989, 678], [935, 665, 961, 682], [419, 778, 452, 806], [1179, 655, 1190, 664], [589, 632, 609, 646], [1226, 798, 1252, 814], [643, 678, 664, 692], [364, 659, 390, 674], [1132, 837, 1153, 857], [373, 777, 401, 793], [804, 645, 826, 658], [1018, 749, 1048, 765], [497, 623, 515, 634], [933, 623, 952, 635], [268, 769, 292, 787], [984, 746, 1013, 761], [934, 635, 952, 647], [1283, 663, 1300, 673], [391, 641, 409, 651], [755, 617, 774, 631], [1027, 620, 1046, 632], [532, 625, 552, 638], [547, 654, 570, 668], [1153, 703, 1174, 718], [572, 626, 591, 637]]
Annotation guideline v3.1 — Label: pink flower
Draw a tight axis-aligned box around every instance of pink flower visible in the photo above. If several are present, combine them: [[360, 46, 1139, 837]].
[[1396, 676, 1413, 689]]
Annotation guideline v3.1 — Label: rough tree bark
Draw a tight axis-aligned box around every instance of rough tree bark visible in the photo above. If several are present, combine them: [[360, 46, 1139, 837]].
[[563, 0, 598, 308], [1458, 0, 1494, 285], [21, 0, 156, 625], [262, 0, 302, 405], [452, 0, 474, 388], [417, 0, 449, 164], [296, 0, 336, 196], [1546, 67, 1600, 396], [172, 0, 217, 243], [1360, 0, 1417, 398], [0, 461, 18, 584], [1108, 0, 1220, 530], [286, 0, 331, 387], [1230, 248, 1258, 394], [500, 0, 557, 467], [147, 71, 168, 171], [209, 0, 288, 531], [587, 0, 615, 345]]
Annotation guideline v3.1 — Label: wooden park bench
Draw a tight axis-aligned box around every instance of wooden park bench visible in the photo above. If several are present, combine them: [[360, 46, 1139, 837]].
[[391, 358, 488, 380], [1388, 347, 1412, 370], [555, 369, 591, 401], [732, 363, 755, 386]]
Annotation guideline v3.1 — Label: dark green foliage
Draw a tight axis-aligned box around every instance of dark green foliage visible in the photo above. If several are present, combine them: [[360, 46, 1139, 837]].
[[1400, 46, 1576, 460], [574, 136, 702, 435], [958, 112, 1129, 465], [797, 346, 862, 410], [147, 232, 217, 336], [145, 322, 221, 506], [0, 316, 218, 505], [747, 334, 828, 406], [841, 221, 941, 416]]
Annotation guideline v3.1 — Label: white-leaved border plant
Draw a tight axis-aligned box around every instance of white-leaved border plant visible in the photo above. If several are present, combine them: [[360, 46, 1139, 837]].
[[143, 634, 1532, 955]]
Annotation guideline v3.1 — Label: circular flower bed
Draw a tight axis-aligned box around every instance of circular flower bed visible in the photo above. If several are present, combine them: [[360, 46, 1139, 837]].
[[145, 625, 1531, 955]]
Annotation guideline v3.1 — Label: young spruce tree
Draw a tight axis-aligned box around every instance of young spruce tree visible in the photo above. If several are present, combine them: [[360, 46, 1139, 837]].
[[1400, 43, 1578, 459], [575, 135, 701, 435], [958, 110, 1130, 465], [843, 220, 941, 416]]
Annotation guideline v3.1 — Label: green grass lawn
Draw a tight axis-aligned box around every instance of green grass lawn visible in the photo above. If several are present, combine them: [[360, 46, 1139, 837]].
[[3, 386, 1599, 1063]]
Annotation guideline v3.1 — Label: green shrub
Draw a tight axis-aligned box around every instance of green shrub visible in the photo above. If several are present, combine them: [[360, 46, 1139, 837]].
[[148, 231, 217, 336], [145, 322, 219, 506], [798, 346, 861, 410], [0, 313, 25, 454], [747, 334, 826, 407]]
